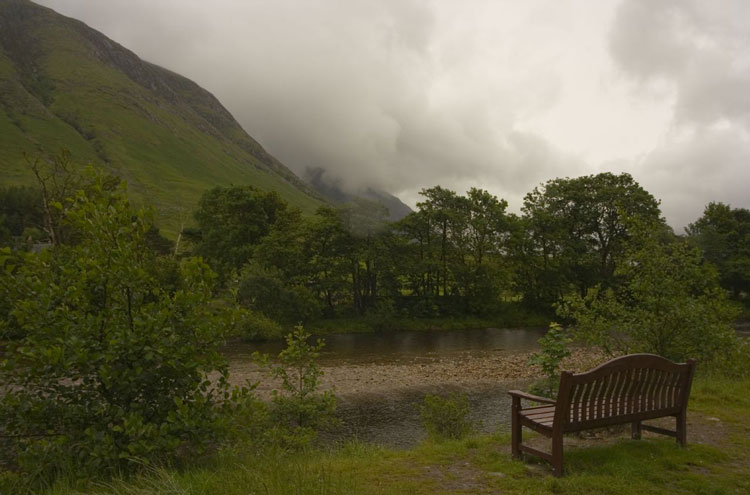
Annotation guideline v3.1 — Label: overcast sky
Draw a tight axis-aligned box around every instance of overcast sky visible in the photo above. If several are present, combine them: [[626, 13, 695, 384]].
[[37, 0, 750, 230]]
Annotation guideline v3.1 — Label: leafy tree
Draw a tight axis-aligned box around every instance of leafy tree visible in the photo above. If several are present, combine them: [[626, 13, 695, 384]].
[[417, 186, 465, 297], [528, 323, 571, 398], [0, 172, 241, 479], [517, 172, 663, 309], [192, 185, 288, 281], [394, 187, 513, 315], [304, 206, 354, 314], [457, 188, 513, 312], [559, 220, 737, 362], [251, 207, 308, 285], [237, 265, 321, 325], [393, 209, 439, 302], [0, 185, 44, 248], [686, 202, 750, 303], [254, 326, 337, 446], [340, 198, 392, 314]]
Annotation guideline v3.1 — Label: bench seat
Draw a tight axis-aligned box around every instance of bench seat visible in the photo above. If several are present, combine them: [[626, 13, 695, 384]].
[[509, 354, 696, 476]]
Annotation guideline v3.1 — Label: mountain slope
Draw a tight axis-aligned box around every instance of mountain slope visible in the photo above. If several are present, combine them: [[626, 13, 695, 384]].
[[306, 168, 412, 221], [0, 0, 323, 232]]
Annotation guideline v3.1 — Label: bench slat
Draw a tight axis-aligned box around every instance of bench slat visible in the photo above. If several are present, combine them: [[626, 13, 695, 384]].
[[509, 354, 696, 477]]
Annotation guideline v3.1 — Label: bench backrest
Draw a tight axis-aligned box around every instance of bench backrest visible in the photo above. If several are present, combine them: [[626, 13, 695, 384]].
[[553, 354, 696, 432]]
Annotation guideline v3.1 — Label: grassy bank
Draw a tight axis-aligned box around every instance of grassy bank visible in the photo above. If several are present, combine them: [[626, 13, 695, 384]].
[[30, 375, 750, 495]]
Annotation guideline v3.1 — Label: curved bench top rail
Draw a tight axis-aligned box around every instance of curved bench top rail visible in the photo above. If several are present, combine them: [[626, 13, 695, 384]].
[[563, 354, 694, 385], [553, 354, 696, 429]]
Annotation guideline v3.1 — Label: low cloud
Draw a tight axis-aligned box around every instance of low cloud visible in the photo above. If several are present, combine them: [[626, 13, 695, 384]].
[[609, 0, 750, 229], [36, 0, 750, 229]]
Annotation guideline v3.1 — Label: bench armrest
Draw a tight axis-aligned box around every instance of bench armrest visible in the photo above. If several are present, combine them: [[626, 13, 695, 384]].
[[508, 389, 557, 405]]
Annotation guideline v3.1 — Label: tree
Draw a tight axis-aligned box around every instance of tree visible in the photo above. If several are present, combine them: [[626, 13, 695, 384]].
[[254, 326, 337, 446], [686, 202, 750, 303], [304, 206, 354, 314], [457, 188, 513, 312], [340, 198, 391, 314], [0, 185, 44, 248], [192, 185, 288, 281], [559, 220, 737, 362], [528, 323, 571, 398], [517, 172, 663, 309], [0, 171, 239, 478], [417, 186, 464, 298]]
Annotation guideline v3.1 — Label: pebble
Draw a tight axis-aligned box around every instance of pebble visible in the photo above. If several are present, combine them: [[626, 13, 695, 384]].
[[230, 348, 607, 399]]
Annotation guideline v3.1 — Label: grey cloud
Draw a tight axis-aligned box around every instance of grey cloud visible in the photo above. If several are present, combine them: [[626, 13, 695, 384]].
[[636, 127, 750, 231], [34, 0, 749, 229], [610, 0, 750, 228], [36, 0, 572, 209], [610, 0, 750, 127]]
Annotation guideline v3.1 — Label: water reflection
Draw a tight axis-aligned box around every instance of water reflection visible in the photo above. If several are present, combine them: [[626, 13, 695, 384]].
[[223, 327, 545, 447], [223, 326, 749, 448], [327, 380, 532, 448], [224, 326, 548, 365]]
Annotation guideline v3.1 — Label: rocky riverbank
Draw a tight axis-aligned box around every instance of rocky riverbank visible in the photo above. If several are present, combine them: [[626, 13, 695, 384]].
[[228, 347, 608, 398]]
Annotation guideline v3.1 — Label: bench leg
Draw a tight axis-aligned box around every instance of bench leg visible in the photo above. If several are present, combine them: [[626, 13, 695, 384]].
[[631, 420, 641, 440], [676, 410, 687, 447], [551, 434, 563, 477], [511, 397, 522, 458]]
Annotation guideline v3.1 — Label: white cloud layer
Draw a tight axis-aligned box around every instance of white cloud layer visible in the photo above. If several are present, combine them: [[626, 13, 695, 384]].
[[37, 0, 750, 230]]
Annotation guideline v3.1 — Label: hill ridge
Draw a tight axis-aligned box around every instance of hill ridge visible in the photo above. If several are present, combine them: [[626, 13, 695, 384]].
[[0, 0, 322, 231]]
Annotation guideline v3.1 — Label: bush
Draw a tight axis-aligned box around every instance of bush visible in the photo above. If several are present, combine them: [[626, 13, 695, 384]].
[[419, 393, 473, 441], [559, 228, 738, 363], [238, 265, 321, 324], [254, 326, 337, 449], [0, 172, 243, 482], [528, 322, 571, 398], [702, 335, 750, 379], [231, 306, 285, 341]]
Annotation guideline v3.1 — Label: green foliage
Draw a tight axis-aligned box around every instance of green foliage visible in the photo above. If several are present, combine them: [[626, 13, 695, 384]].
[[686, 201, 750, 304], [254, 326, 337, 447], [192, 185, 289, 281], [559, 223, 738, 362], [401, 186, 514, 310], [528, 323, 571, 398], [516, 172, 663, 309], [419, 393, 473, 441], [237, 265, 321, 325], [229, 306, 285, 341], [702, 334, 750, 379], [0, 171, 244, 481], [0, 184, 43, 248]]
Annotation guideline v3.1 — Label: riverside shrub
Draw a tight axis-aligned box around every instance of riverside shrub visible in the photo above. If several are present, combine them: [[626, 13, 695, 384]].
[[254, 326, 337, 448], [559, 224, 738, 363], [0, 172, 243, 481], [528, 322, 571, 398], [419, 393, 473, 440]]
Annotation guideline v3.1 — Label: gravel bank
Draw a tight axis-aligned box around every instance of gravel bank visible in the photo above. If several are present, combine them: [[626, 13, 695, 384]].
[[228, 347, 607, 398]]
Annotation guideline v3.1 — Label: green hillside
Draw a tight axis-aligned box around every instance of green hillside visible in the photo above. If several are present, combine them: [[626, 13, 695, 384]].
[[0, 0, 323, 233]]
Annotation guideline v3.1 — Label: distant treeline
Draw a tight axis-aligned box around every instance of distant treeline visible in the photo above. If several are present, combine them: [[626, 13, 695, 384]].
[[180, 172, 749, 323], [2, 168, 748, 326]]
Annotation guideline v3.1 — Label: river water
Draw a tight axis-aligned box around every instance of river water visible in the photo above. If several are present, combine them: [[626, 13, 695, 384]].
[[224, 327, 548, 448], [225, 326, 750, 448], [228, 326, 549, 365]]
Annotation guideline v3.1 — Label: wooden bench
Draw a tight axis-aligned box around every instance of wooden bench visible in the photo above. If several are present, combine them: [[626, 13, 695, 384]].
[[508, 353, 696, 477]]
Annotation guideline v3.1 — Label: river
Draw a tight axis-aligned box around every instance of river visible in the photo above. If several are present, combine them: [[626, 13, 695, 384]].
[[224, 327, 554, 448], [225, 326, 750, 448]]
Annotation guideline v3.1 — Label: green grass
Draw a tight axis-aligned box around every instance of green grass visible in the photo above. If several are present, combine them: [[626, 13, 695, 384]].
[[24, 376, 750, 495]]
